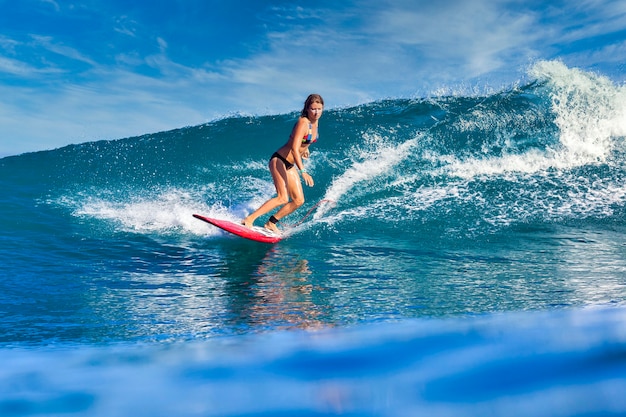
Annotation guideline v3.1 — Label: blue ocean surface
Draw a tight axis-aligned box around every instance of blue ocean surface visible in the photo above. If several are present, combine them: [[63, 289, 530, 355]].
[[2, 60, 626, 415]]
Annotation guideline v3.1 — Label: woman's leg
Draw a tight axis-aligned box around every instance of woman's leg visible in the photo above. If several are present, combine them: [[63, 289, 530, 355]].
[[242, 158, 289, 228], [267, 169, 305, 226]]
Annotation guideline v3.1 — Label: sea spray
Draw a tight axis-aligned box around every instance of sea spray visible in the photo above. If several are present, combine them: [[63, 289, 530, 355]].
[[314, 134, 419, 220], [531, 60, 626, 165]]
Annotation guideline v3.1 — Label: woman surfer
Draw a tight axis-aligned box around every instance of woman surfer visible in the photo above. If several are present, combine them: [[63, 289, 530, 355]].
[[243, 94, 324, 233]]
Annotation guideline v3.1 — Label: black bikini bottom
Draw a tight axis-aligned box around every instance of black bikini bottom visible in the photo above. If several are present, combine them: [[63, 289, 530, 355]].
[[270, 152, 294, 170]]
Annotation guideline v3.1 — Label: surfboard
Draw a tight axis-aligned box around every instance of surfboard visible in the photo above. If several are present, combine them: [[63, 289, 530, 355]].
[[193, 214, 282, 244]]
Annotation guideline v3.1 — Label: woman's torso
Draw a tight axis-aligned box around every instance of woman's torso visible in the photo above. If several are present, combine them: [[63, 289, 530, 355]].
[[276, 118, 318, 162]]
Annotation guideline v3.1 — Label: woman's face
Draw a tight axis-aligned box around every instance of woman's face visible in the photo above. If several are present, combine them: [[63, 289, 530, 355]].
[[307, 102, 324, 121]]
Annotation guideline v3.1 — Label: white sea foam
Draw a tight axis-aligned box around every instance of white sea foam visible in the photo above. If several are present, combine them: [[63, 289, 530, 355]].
[[69, 187, 234, 236], [314, 133, 419, 219], [445, 60, 626, 180]]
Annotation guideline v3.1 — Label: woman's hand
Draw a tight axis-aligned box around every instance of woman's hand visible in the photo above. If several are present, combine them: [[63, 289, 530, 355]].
[[301, 172, 314, 187]]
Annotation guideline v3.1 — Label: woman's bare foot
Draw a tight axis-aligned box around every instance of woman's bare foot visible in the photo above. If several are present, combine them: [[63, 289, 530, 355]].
[[242, 217, 254, 228], [264, 221, 280, 234]]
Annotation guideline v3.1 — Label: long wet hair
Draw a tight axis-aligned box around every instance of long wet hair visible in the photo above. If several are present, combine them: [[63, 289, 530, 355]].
[[300, 94, 324, 118]]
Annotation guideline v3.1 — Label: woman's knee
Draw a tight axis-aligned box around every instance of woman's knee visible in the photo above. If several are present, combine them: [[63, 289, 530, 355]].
[[276, 195, 290, 206], [292, 196, 305, 208]]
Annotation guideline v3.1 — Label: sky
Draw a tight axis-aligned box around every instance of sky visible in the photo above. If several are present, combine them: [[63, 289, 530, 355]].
[[1, 0, 625, 156]]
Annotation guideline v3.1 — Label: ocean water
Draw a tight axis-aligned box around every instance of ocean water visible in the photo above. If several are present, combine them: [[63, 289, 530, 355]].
[[2, 60, 626, 415]]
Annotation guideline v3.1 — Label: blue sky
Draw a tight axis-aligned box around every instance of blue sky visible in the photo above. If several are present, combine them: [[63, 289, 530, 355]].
[[1, 0, 625, 156]]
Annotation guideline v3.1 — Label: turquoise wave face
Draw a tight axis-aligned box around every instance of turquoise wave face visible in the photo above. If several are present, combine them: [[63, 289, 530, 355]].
[[2, 61, 625, 240]]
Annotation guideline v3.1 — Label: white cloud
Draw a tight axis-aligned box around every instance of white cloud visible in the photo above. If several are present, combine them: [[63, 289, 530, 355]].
[[30, 35, 97, 66], [551, 0, 626, 42], [365, 1, 541, 76], [0, 36, 20, 54], [0, 56, 42, 77], [0, 73, 210, 156], [114, 16, 138, 37], [40, 0, 60, 12]]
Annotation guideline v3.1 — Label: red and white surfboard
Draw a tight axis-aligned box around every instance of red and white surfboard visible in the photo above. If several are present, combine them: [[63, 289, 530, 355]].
[[193, 214, 282, 244]]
